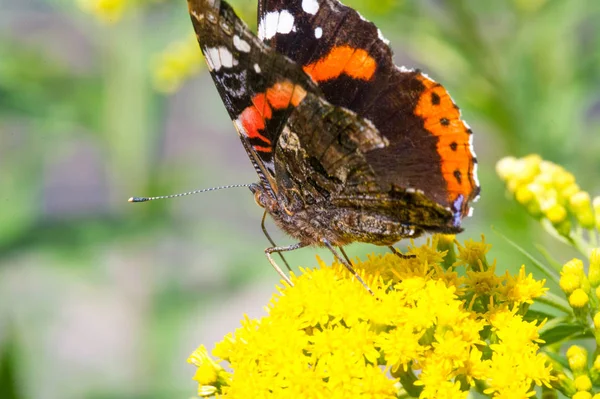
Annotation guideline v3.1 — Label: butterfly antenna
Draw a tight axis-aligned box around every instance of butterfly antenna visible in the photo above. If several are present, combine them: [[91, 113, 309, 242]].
[[128, 184, 252, 203]]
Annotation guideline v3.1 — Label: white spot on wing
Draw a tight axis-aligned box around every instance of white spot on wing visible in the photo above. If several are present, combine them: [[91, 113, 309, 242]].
[[396, 65, 415, 73], [254, 63, 261, 73], [258, 10, 295, 40], [204, 47, 220, 71], [218, 47, 238, 69], [314, 27, 322, 38], [356, 11, 368, 21], [233, 118, 245, 137], [377, 28, 390, 45], [258, 12, 277, 40], [190, 10, 203, 21], [204, 47, 238, 71], [277, 10, 295, 34], [302, 0, 319, 14], [233, 35, 251, 53], [420, 72, 434, 82]]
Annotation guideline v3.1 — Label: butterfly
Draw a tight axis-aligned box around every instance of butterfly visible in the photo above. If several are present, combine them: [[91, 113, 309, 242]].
[[186, 0, 479, 288]]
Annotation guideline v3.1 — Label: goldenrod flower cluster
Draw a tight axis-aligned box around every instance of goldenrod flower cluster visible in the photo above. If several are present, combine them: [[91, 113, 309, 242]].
[[496, 155, 599, 238], [549, 345, 600, 399], [188, 235, 552, 398], [540, 251, 600, 398]]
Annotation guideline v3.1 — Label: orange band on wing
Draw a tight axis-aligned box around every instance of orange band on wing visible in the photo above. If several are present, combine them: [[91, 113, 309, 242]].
[[303, 46, 376, 83], [266, 81, 307, 109], [413, 75, 476, 209], [237, 80, 307, 154], [239, 106, 271, 145]]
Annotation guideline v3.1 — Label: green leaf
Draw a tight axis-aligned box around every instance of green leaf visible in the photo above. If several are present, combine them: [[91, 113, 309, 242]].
[[523, 309, 559, 323], [539, 318, 587, 345]]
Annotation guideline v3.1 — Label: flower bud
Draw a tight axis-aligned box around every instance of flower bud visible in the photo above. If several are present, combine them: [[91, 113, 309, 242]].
[[560, 259, 585, 294], [594, 313, 600, 330], [570, 191, 596, 229], [545, 203, 567, 224], [561, 183, 581, 199], [515, 185, 535, 205], [564, 258, 585, 275], [589, 249, 600, 288], [496, 156, 518, 181], [560, 273, 582, 295], [553, 168, 576, 190], [594, 355, 600, 371], [567, 345, 588, 372], [569, 289, 589, 308], [573, 392, 592, 399], [574, 375, 592, 392]]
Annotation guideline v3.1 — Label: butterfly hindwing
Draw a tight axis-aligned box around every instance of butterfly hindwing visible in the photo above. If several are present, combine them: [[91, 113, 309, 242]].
[[258, 0, 479, 223]]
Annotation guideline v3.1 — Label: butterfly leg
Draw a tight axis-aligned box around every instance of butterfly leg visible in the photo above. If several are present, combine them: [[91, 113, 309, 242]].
[[261, 210, 293, 272], [322, 239, 373, 295], [265, 242, 307, 286], [388, 246, 416, 259]]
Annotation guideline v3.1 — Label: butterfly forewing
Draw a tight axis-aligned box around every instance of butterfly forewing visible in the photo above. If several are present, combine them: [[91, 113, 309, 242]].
[[258, 0, 479, 224], [188, 0, 320, 186]]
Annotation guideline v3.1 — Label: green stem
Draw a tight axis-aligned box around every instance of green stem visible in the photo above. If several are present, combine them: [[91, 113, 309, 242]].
[[570, 230, 592, 258]]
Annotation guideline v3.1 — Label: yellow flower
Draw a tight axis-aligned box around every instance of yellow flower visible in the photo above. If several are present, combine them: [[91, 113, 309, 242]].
[[187, 345, 230, 396], [569, 191, 596, 229], [455, 236, 491, 270], [456, 347, 489, 385], [544, 203, 567, 224], [574, 374, 592, 391], [417, 361, 468, 399], [566, 345, 588, 372], [496, 156, 519, 182], [569, 289, 589, 308], [188, 236, 552, 397], [594, 355, 600, 371], [497, 155, 599, 238], [560, 258, 585, 294], [573, 392, 593, 399], [593, 312, 600, 330], [464, 263, 502, 307], [502, 265, 548, 306]]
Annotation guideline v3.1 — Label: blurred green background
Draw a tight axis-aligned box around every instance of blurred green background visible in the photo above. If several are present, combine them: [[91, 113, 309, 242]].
[[0, 0, 599, 398]]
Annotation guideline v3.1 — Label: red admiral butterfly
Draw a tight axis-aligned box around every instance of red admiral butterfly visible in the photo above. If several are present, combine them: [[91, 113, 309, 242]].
[[187, 0, 480, 287]]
